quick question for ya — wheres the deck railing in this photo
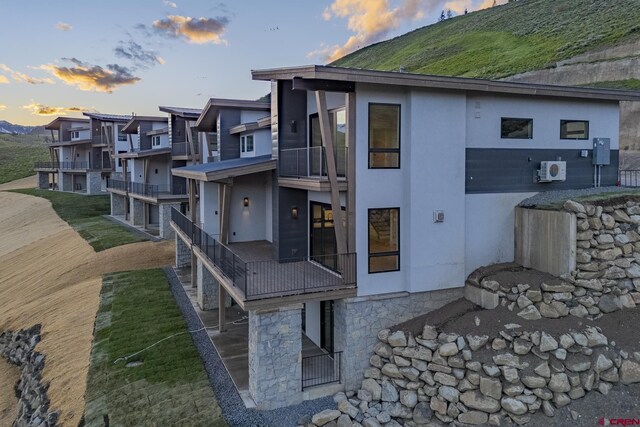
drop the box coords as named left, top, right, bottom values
left=302, top=352, right=342, bottom=390
left=619, top=170, right=640, bottom=187
left=171, top=208, right=356, bottom=300
left=34, top=161, right=59, bottom=169
left=171, top=142, right=199, bottom=157
left=107, top=179, right=187, bottom=197
left=279, top=146, right=347, bottom=179
left=34, top=161, right=90, bottom=170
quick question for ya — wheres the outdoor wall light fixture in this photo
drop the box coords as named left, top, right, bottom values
left=243, top=197, right=250, bottom=207
left=291, top=206, right=298, bottom=219
left=290, top=120, right=297, bottom=133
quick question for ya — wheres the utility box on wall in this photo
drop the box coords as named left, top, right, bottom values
left=593, top=138, right=611, bottom=165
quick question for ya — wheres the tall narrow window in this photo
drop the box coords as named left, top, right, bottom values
left=501, top=118, right=533, bottom=139
left=560, top=120, right=589, bottom=140
left=368, top=208, right=400, bottom=273
left=117, top=125, right=127, bottom=141
left=241, top=134, right=255, bottom=156
left=369, top=103, right=400, bottom=168
left=71, top=131, right=80, bottom=139
left=152, top=135, right=161, bottom=147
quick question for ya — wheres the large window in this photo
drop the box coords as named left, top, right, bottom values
left=368, top=208, right=400, bottom=273
left=241, top=134, right=254, bottom=155
left=309, top=108, right=347, bottom=176
left=501, top=118, right=533, bottom=139
left=369, top=104, right=400, bottom=168
left=71, top=131, right=80, bottom=140
left=560, top=120, right=589, bottom=140
left=117, top=125, right=127, bottom=142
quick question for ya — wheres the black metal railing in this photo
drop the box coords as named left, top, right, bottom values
left=171, top=142, right=200, bottom=157
left=302, top=352, right=342, bottom=390
left=34, top=161, right=90, bottom=170
left=171, top=208, right=356, bottom=300
left=34, top=161, right=58, bottom=169
left=108, top=179, right=187, bottom=197
left=279, top=146, right=347, bottom=179
left=619, top=170, right=640, bottom=187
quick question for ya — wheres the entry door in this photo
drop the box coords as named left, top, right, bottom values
left=320, top=300, right=334, bottom=353
left=310, top=202, right=337, bottom=269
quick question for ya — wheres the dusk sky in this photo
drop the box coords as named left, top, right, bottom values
left=0, top=0, right=504, bottom=125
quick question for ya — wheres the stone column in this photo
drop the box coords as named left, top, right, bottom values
left=37, top=172, right=49, bottom=189
left=197, top=258, right=218, bottom=310
left=130, top=198, right=144, bottom=226
left=86, top=171, right=103, bottom=195
left=175, top=235, right=191, bottom=268
left=249, top=304, right=303, bottom=410
left=159, top=202, right=181, bottom=239
left=110, top=194, right=125, bottom=216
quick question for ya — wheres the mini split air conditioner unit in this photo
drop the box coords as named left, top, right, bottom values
left=538, top=161, right=566, bottom=182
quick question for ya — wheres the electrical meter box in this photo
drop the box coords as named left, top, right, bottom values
left=593, top=138, right=610, bottom=165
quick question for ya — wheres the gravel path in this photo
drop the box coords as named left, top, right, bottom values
left=519, top=186, right=635, bottom=208
left=164, top=267, right=333, bottom=427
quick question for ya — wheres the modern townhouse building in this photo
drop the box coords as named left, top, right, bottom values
left=35, top=113, right=132, bottom=194
left=170, top=66, right=640, bottom=410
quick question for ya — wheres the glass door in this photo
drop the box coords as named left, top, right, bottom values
left=310, top=202, right=337, bottom=270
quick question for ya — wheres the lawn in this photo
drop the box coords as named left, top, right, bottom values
left=10, top=189, right=146, bottom=251
left=83, top=270, right=225, bottom=426
left=0, top=134, right=48, bottom=184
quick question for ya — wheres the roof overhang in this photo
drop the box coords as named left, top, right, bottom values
left=44, top=117, right=90, bottom=130
left=251, top=65, right=640, bottom=102
left=229, top=117, right=270, bottom=135
left=158, top=106, right=202, bottom=120
left=122, top=116, right=168, bottom=134
left=196, top=98, right=270, bottom=130
left=82, top=112, right=132, bottom=122
left=114, top=147, right=171, bottom=159
left=172, top=155, right=276, bottom=181
left=146, top=127, right=169, bottom=136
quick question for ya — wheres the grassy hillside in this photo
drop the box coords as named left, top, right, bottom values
left=333, top=0, right=640, bottom=79
left=0, top=134, right=48, bottom=184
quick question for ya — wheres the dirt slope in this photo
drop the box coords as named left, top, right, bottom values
left=0, top=190, right=174, bottom=426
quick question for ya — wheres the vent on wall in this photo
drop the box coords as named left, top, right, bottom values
left=538, top=161, right=566, bottom=182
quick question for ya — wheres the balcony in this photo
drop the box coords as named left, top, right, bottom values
left=171, top=208, right=357, bottom=307
left=171, top=142, right=199, bottom=158
left=278, top=146, right=347, bottom=191
left=34, top=161, right=91, bottom=171
left=107, top=179, right=188, bottom=199
left=34, top=162, right=58, bottom=171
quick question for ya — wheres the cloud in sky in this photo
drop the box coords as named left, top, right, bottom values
left=21, top=102, right=92, bottom=116
left=0, top=75, right=8, bottom=84
left=152, top=15, right=229, bottom=44
left=0, top=64, right=54, bottom=84
left=114, top=40, right=165, bottom=69
left=55, top=22, right=72, bottom=31
left=0, top=104, right=6, bottom=111
left=39, top=58, right=140, bottom=93
left=312, top=0, right=507, bottom=62
left=163, top=0, right=177, bottom=8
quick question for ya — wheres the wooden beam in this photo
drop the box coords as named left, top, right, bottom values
left=346, top=92, right=356, bottom=254
left=315, top=90, right=347, bottom=256
left=219, top=183, right=232, bottom=245
left=189, top=178, right=198, bottom=288
left=185, top=121, right=197, bottom=165
left=128, top=133, right=134, bottom=152
left=218, top=286, right=227, bottom=332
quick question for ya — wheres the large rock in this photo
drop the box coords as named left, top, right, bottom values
left=465, top=285, right=499, bottom=309
left=480, top=377, right=502, bottom=400
left=439, top=342, right=459, bottom=357
left=312, top=409, right=341, bottom=426
left=361, top=378, right=382, bottom=401
left=565, top=355, right=592, bottom=373
left=412, top=402, right=433, bottom=424
left=381, top=380, right=399, bottom=402
left=540, top=332, right=559, bottom=352
left=598, top=294, right=623, bottom=313
left=595, top=354, right=614, bottom=373
left=387, top=331, right=407, bottom=347
left=439, top=385, right=460, bottom=403
left=548, top=373, right=571, bottom=393
left=620, top=361, right=640, bottom=384
left=337, top=399, right=359, bottom=419
left=422, top=324, right=438, bottom=340
left=501, top=397, right=528, bottom=415
left=517, top=305, right=542, bottom=320
left=522, top=375, right=547, bottom=388
left=564, top=200, right=585, bottom=213
left=458, top=411, right=489, bottom=425
left=584, top=327, right=608, bottom=347
left=460, top=391, right=501, bottom=413
left=399, top=390, right=417, bottom=408
left=381, top=363, right=403, bottom=379
left=467, top=335, right=489, bottom=351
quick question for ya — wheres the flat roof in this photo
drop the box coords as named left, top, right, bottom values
left=172, top=155, right=275, bottom=181
left=251, top=65, right=640, bottom=102
left=83, top=112, right=132, bottom=122
left=44, top=117, right=89, bottom=130
left=122, top=115, right=168, bottom=134
left=196, top=98, right=270, bottom=130
left=158, top=106, right=202, bottom=119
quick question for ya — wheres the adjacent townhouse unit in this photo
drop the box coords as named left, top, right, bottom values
left=171, top=66, right=640, bottom=410
left=34, top=113, right=132, bottom=194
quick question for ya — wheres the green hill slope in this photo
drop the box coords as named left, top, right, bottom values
left=0, top=134, right=48, bottom=184
left=332, top=0, right=640, bottom=80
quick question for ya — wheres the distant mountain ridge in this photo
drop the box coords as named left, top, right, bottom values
left=0, top=120, right=45, bottom=135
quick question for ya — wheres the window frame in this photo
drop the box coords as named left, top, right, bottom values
left=117, top=125, right=127, bottom=142
left=151, top=135, right=161, bottom=148
left=560, top=119, right=589, bottom=140
left=368, top=207, right=400, bottom=274
left=500, top=117, right=534, bottom=140
left=241, top=134, right=255, bottom=155
left=368, top=103, right=401, bottom=169
left=71, top=131, right=80, bottom=140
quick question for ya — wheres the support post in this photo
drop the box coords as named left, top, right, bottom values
left=218, top=286, right=227, bottom=332
left=189, top=178, right=198, bottom=288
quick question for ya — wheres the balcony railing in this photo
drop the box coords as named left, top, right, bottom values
left=171, top=208, right=356, bottom=301
left=619, top=170, right=640, bottom=187
left=34, top=161, right=90, bottom=170
left=279, top=146, right=346, bottom=179
left=107, top=179, right=187, bottom=197
left=302, top=352, right=342, bottom=390
left=172, top=142, right=199, bottom=157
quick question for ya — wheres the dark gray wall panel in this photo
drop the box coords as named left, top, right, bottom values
left=277, top=80, right=307, bottom=152
left=271, top=172, right=279, bottom=259
left=219, top=109, right=241, bottom=161
left=171, top=116, right=186, bottom=144
left=466, top=148, right=619, bottom=194
left=139, top=122, right=153, bottom=150
left=278, top=187, right=308, bottom=260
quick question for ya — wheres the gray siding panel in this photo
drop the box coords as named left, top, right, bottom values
left=219, top=109, right=241, bottom=161
left=139, top=122, right=153, bottom=150
left=278, top=187, right=308, bottom=260
left=277, top=80, right=307, bottom=151
left=466, top=148, right=619, bottom=194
